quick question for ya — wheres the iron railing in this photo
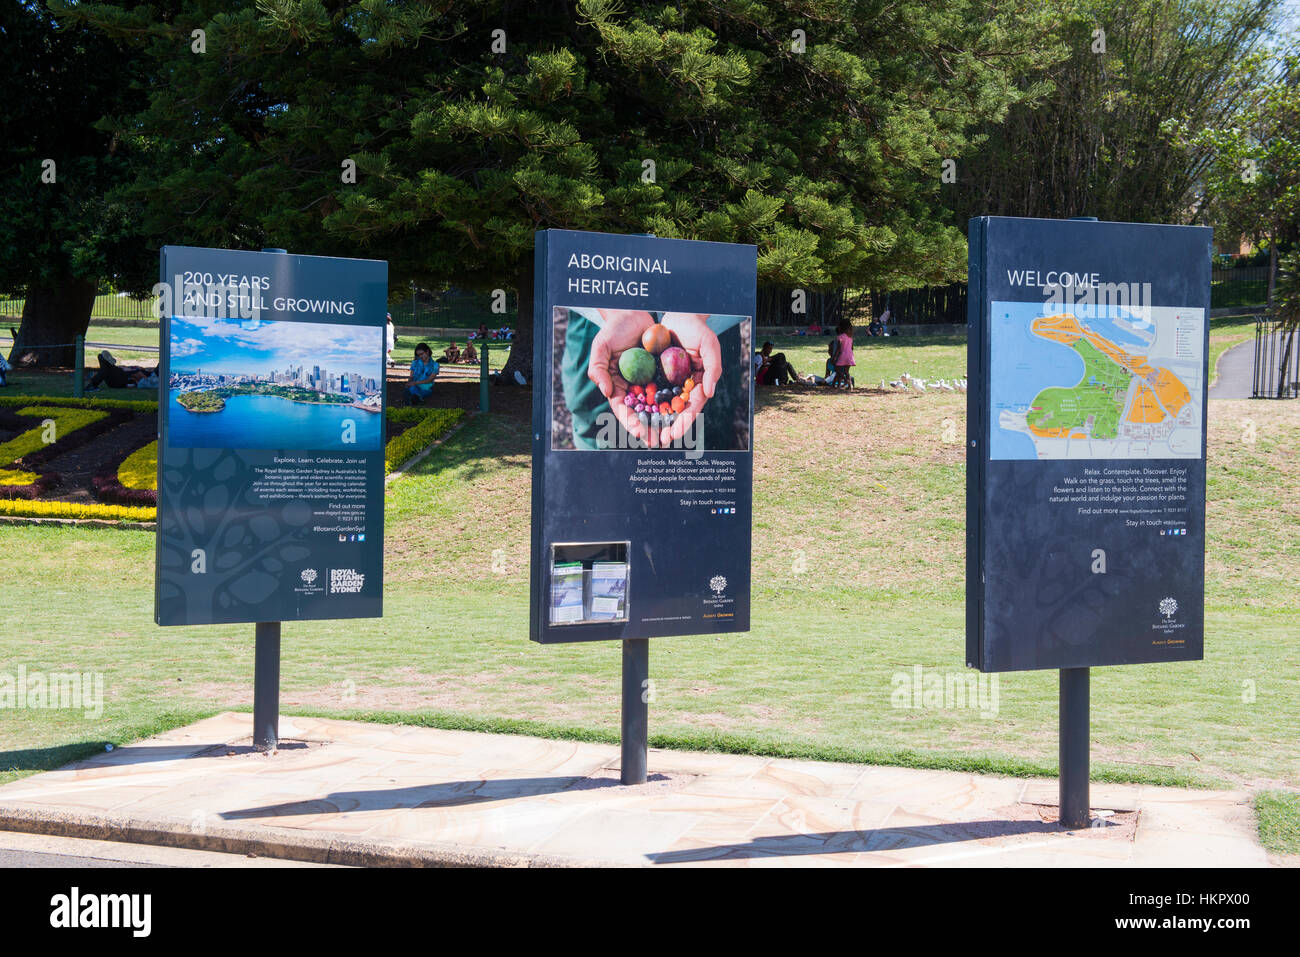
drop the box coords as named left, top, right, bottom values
left=1253, top=316, right=1299, bottom=399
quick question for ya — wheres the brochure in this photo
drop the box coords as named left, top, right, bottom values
left=549, top=562, right=585, bottom=624
left=588, top=561, right=628, bottom=620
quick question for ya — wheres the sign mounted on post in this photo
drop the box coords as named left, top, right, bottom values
left=155, top=246, right=388, bottom=627
left=529, top=230, right=756, bottom=643
left=967, top=216, right=1211, bottom=672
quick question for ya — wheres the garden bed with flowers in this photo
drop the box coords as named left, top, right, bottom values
left=0, top=395, right=463, bottom=523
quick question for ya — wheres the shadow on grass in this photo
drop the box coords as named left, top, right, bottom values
left=0, top=709, right=215, bottom=783
left=753, top=384, right=893, bottom=412
left=0, top=741, right=115, bottom=775
left=0, top=369, right=79, bottom=398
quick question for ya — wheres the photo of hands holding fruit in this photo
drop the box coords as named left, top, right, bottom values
left=553, top=307, right=751, bottom=452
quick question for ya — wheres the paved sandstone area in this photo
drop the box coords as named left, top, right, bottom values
left=0, top=713, right=1269, bottom=867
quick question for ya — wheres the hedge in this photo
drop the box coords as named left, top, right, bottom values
left=0, top=394, right=158, bottom=413
left=385, top=408, right=465, bottom=474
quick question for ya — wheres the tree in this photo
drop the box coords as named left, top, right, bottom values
left=1191, top=51, right=1300, bottom=306
left=951, top=0, right=1285, bottom=225
left=1269, top=249, right=1300, bottom=396
left=69, top=0, right=1062, bottom=380
left=0, top=0, right=150, bottom=367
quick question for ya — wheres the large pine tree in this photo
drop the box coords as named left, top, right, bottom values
left=0, top=0, right=151, bottom=366
left=65, top=0, right=1063, bottom=378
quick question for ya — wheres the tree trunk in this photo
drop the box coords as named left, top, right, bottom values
left=500, top=255, right=535, bottom=385
left=1267, top=228, right=1278, bottom=310
left=7, top=275, right=98, bottom=368
left=1277, top=329, right=1295, bottom=399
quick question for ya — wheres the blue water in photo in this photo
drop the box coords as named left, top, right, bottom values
left=1074, top=309, right=1152, bottom=350
left=989, top=301, right=1087, bottom=460
left=168, top=392, right=382, bottom=451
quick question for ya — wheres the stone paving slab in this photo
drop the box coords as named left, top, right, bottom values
left=0, top=712, right=1271, bottom=867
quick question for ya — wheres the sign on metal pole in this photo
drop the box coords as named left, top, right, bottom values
left=155, top=246, right=387, bottom=626
left=967, top=216, right=1210, bottom=825
left=529, top=229, right=756, bottom=782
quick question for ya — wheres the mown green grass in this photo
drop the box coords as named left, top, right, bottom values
left=1, top=332, right=1295, bottom=798
left=1255, top=790, right=1300, bottom=855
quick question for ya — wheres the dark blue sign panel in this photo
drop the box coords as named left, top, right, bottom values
left=155, top=246, right=388, bottom=626
left=967, top=217, right=1211, bottom=671
left=530, top=230, right=756, bottom=643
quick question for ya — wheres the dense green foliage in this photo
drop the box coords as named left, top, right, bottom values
left=1192, top=51, right=1299, bottom=303
left=953, top=0, right=1288, bottom=224
left=57, top=0, right=1065, bottom=374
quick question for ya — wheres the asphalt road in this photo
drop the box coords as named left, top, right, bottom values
left=1209, top=328, right=1295, bottom=400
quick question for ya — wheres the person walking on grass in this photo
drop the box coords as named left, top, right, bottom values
left=406, top=342, right=439, bottom=405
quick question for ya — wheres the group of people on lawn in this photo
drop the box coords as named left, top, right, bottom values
left=399, top=318, right=484, bottom=406
left=52, top=314, right=873, bottom=405
left=753, top=318, right=860, bottom=389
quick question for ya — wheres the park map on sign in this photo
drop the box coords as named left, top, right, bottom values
left=990, top=301, right=1204, bottom=460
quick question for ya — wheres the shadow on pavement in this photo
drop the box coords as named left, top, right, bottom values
left=646, top=818, right=1065, bottom=864
left=220, top=773, right=673, bottom=820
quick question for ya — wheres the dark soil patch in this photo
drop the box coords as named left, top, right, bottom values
left=42, top=413, right=156, bottom=503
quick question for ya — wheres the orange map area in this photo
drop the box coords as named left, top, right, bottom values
left=1029, top=314, right=1191, bottom=431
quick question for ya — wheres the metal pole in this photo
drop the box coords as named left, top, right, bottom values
left=1059, top=666, right=1090, bottom=828
left=479, top=340, right=490, bottom=412
left=73, top=334, right=84, bottom=398
left=620, top=638, right=649, bottom=785
left=253, top=621, right=281, bottom=752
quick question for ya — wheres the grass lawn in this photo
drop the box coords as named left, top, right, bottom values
left=1255, top=790, right=1300, bottom=856
left=2, top=332, right=1296, bottom=816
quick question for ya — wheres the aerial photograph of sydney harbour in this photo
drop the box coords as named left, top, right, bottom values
left=167, top=316, right=384, bottom=451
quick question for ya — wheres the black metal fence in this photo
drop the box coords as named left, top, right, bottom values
left=388, top=287, right=516, bottom=328
left=1253, top=316, right=1299, bottom=399
left=1212, top=265, right=1270, bottom=311
left=0, top=290, right=156, bottom=322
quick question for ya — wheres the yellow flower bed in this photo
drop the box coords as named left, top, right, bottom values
left=118, top=440, right=159, bottom=491
left=0, top=468, right=41, bottom=486
left=0, top=406, right=108, bottom=467
left=0, top=499, right=155, bottom=522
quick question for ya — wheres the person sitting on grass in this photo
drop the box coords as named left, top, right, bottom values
left=441, top=341, right=462, bottom=364
left=406, top=343, right=439, bottom=405
left=754, top=341, right=801, bottom=386
left=86, top=351, right=155, bottom=391
left=461, top=340, right=478, bottom=364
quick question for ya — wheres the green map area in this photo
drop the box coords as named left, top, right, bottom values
left=1024, top=338, right=1132, bottom=440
